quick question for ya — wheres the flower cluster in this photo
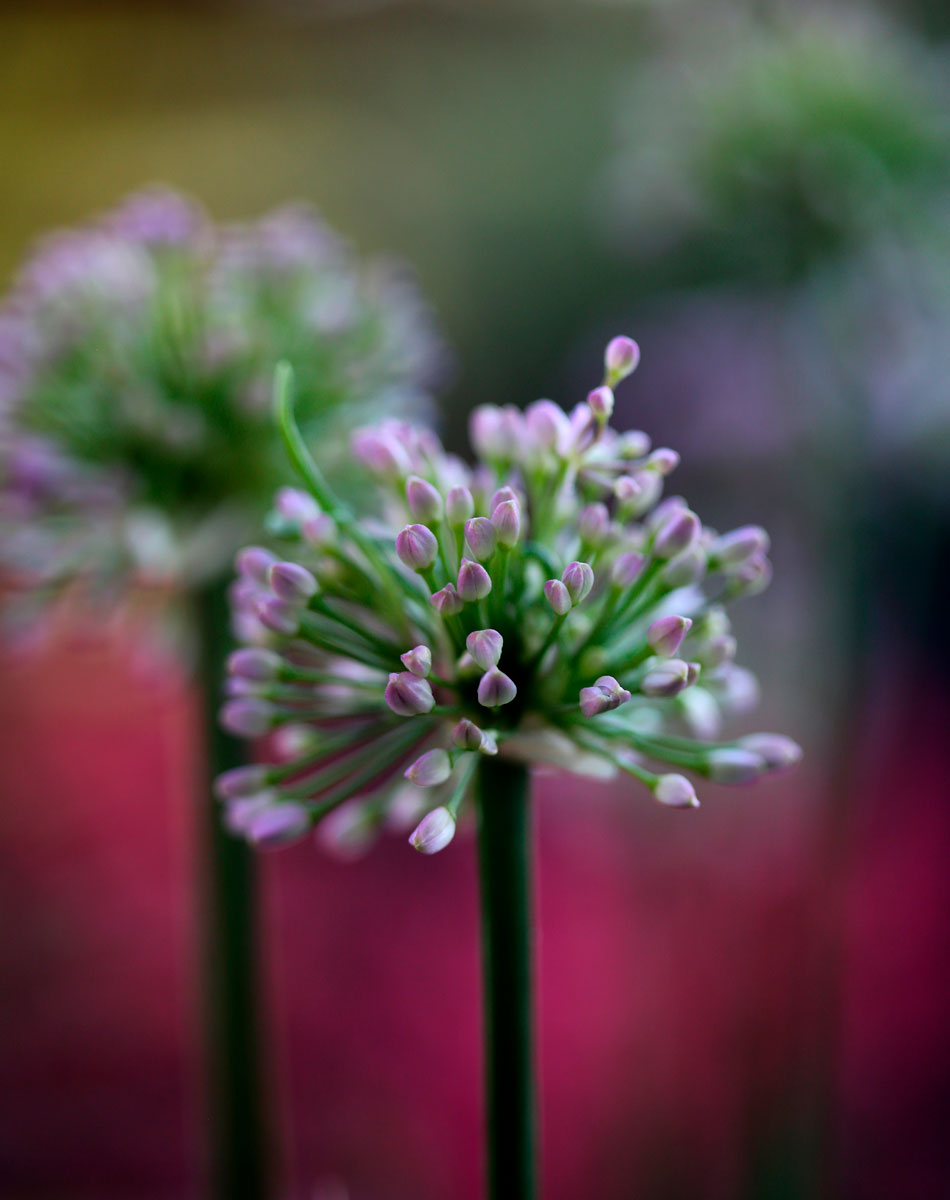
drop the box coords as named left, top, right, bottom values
left=0, top=188, right=445, bottom=624
left=217, top=340, right=800, bottom=854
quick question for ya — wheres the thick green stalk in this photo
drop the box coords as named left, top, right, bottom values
left=476, top=759, right=536, bottom=1200
left=194, top=580, right=271, bottom=1200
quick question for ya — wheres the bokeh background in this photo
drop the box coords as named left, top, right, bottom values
left=2, top=1, right=949, bottom=1197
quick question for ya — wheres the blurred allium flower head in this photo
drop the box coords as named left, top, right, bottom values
left=0, top=187, right=447, bottom=627
left=599, top=11, right=950, bottom=283
left=217, top=339, right=800, bottom=854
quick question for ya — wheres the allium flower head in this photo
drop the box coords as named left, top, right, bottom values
left=0, top=188, right=446, bottom=632
left=218, top=346, right=800, bottom=852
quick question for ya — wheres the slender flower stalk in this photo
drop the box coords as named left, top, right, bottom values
left=218, top=342, right=801, bottom=1199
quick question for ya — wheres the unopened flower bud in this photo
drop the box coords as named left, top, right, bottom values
left=604, top=335, right=641, bottom=385
left=466, top=628, right=503, bottom=670
left=214, top=764, right=272, bottom=799
left=646, top=615, right=692, bottom=657
left=579, top=503, right=610, bottom=546
left=653, top=509, right=701, bottom=559
left=641, top=659, right=691, bottom=698
left=697, top=634, right=737, bottom=669
left=269, top=561, right=318, bottom=603
left=711, top=525, right=770, bottom=568
left=385, top=671, right=435, bottom=716
left=256, top=596, right=301, bottom=637
left=587, top=386, right=614, bottom=421
left=561, top=561, right=595, bottom=604
left=470, top=406, right=515, bottom=460
left=544, top=579, right=573, bottom=615
left=704, top=747, right=765, bottom=784
left=446, top=485, right=475, bottom=528
left=477, top=666, right=517, bottom=708
left=405, top=748, right=452, bottom=787
left=735, top=733, right=802, bottom=774
left=614, top=475, right=642, bottom=505
left=525, top=399, right=570, bottom=452
left=646, top=448, right=680, bottom=476
left=464, top=517, right=498, bottom=562
left=302, top=513, right=336, bottom=547
left=611, top=550, right=646, bottom=587
left=396, top=523, right=438, bottom=571
left=685, top=661, right=701, bottom=686
left=227, top=647, right=283, bottom=681
left=400, top=645, right=432, bottom=677
left=453, top=717, right=486, bottom=752
left=491, top=499, right=522, bottom=547
left=220, top=698, right=276, bottom=738
left=236, top=545, right=278, bottom=585
left=275, top=487, right=320, bottom=525
left=409, top=806, right=457, bottom=854
left=406, top=475, right=444, bottom=523
left=246, top=802, right=311, bottom=848
left=490, top=486, right=519, bottom=510
left=732, top=552, right=772, bottom=596
left=430, top=583, right=464, bottom=616
left=653, top=773, right=699, bottom=809
left=579, top=674, right=631, bottom=718
left=352, top=427, right=410, bottom=478
left=457, top=557, right=492, bottom=602
left=661, top=547, right=707, bottom=587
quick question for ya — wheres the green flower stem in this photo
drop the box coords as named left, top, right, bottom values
left=195, top=580, right=272, bottom=1200
left=476, top=758, right=536, bottom=1200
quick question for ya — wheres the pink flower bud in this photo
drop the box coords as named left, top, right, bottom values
left=430, top=583, right=464, bottom=616
left=227, top=647, right=283, bottom=681
left=654, top=774, right=699, bottom=809
left=453, top=717, right=487, bottom=752
left=587, top=386, right=614, bottom=421
left=646, top=448, right=680, bottom=475
left=614, top=475, right=642, bottom=504
left=385, top=671, right=435, bottom=716
left=579, top=503, right=610, bottom=546
left=704, top=747, right=765, bottom=785
left=490, top=485, right=519, bottom=510
left=579, top=675, right=631, bottom=717
left=640, top=659, right=691, bottom=698
left=544, top=579, right=572, bottom=615
left=351, top=427, right=411, bottom=478
left=732, top=552, right=772, bottom=596
left=457, top=557, right=492, bottom=602
left=604, top=335, right=640, bottom=384
left=400, top=644, right=432, bottom=677
left=611, top=550, right=646, bottom=587
left=661, top=547, right=707, bottom=587
left=561, top=561, right=594, bottom=604
left=406, top=475, right=444, bottom=523
left=470, top=406, right=513, bottom=460
left=735, top=733, right=802, bottom=774
left=269, top=561, right=318, bottom=603
left=255, top=596, right=301, bottom=637
left=395, top=523, right=439, bottom=571
left=409, top=806, right=457, bottom=854
left=405, top=748, right=452, bottom=787
left=653, top=509, right=701, bottom=560
left=446, top=485, right=475, bottom=528
left=712, top=525, right=770, bottom=568
left=246, top=802, right=311, bottom=848
left=220, top=698, right=276, bottom=738
left=214, top=764, right=272, bottom=799
left=302, top=513, right=336, bottom=547
left=491, top=498, right=521, bottom=548
left=477, top=666, right=517, bottom=708
left=525, top=399, right=570, bottom=452
left=464, top=517, right=498, bottom=562
left=236, top=545, right=278, bottom=585
left=466, top=628, right=503, bottom=670
left=646, top=615, right=692, bottom=657
left=697, top=634, right=737, bottom=669
left=275, top=487, right=320, bottom=525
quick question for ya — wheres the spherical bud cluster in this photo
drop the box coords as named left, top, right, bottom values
left=216, top=338, right=798, bottom=853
